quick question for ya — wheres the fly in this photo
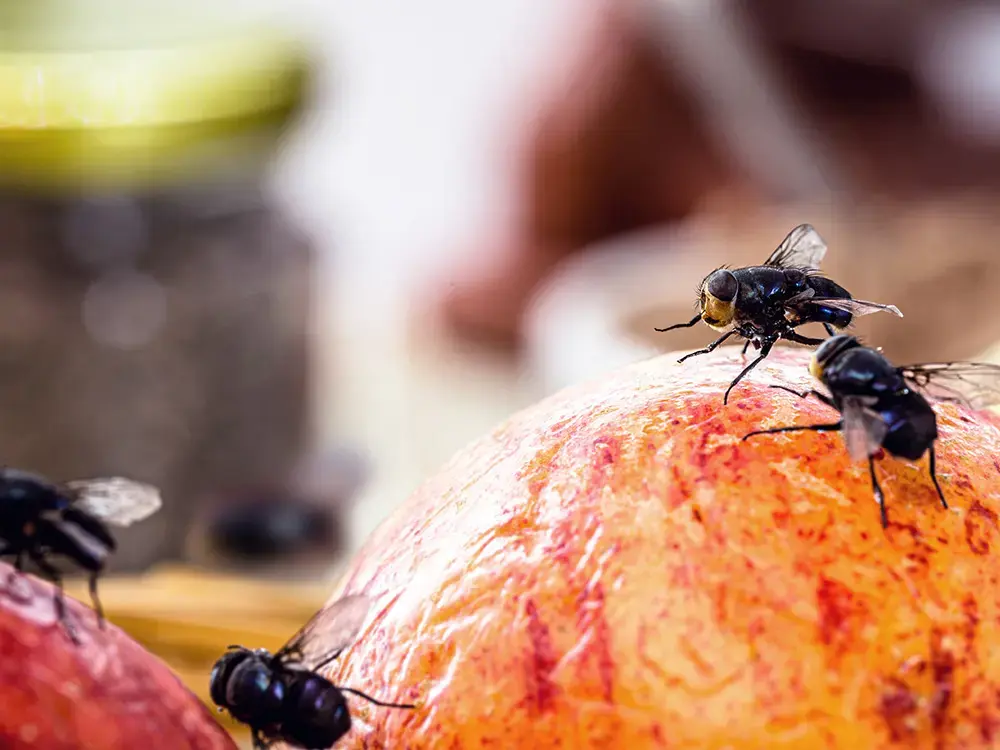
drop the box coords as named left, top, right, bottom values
left=742, top=334, right=1000, bottom=527
left=656, top=224, right=902, bottom=404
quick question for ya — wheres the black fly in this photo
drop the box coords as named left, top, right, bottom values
left=211, top=593, right=415, bottom=749
left=742, top=335, right=1000, bottom=527
left=656, top=224, right=903, bottom=404
left=0, top=468, right=162, bottom=642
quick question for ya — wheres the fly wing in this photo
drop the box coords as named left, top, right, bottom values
left=64, top=477, right=162, bottom=527
left=841, top=395, right=887, bottom=463
left=763, top=224, right=828, bottom=271
left=274, top=593, right=371, bottom=671
left=900, top=362, right=1000, bottom=410
left=784, top=288, right=816, bottom=306
left=795, top=296, right=903, bottom=319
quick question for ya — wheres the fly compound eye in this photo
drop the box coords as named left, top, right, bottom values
left=812, top=334, right=860, bottom=378
left=705, top=269, right=738, bottom=303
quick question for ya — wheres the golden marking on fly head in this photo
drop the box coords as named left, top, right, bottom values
left=702, top=294, right=735, bottom=330
left=809, top=356, right=823, bottom=381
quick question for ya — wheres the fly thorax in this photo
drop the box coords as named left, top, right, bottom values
left=782, top=268, right=808, bottom=288
left=227, top=658, right=286, bottom=719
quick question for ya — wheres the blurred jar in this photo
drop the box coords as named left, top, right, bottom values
left=0, top=2, right=318, bottom=571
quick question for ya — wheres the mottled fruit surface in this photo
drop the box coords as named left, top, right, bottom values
left=321, top=347, right=1000, bottom=749
left=0, top=565, right=237, bottom=750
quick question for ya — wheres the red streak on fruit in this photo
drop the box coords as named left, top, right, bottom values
left=317, top=347, right=1000, bottom=748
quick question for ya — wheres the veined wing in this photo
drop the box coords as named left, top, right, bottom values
left=900, top=362, right=1000, bottom=410
left=794, top=296, right=903, bottom=319
left=274, top=593, right=371, bottom=672
left=764, top=224, right=828, bottom=271
left=841, top=395, right=887, bottom=462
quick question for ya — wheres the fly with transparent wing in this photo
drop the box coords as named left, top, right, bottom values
left=210, top=592, right=415, bottom=750
left=742, top=335, right=999, bottom=528
left=0, top=469, right=163, bottom=643
left=655, top=224, right=903, bottom=405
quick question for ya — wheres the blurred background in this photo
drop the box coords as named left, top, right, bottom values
left=3, top=0, right=1000, bottom=743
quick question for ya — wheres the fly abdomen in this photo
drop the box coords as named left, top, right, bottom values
left=805, top=276, right=851, bottom=300
left=804, top=276, right=853, bottom=329
left=806, top=303, right=852, bottom=329
left=880, top=401, right=938, bottom=462
left=284, top=674, right=352, bottom=748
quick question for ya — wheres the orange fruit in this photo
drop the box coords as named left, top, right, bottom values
left=323, top=347, right=1000, bottom=749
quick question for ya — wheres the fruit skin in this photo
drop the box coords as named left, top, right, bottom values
left=0, top=566, right=237, bottom=750
left=319, top=346, right=1000, bottom=749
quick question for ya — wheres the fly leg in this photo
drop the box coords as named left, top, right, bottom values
left=824, top=323, right=837, bottom=337
left=677, top=329, right=739, bottom=364
left=870, top=456, right=889, bottom=528
left=89, top=572, right=106, bottom=629
left=723, top=339, right=775, bottom=405
left=928, top=445, right=948, bottom=510
left=251, top=730, right=272, bottom=750
left=6, top=549, right=27, bottom=589
left=340, top=686, right=417, bottom=709
left=28, top=550, right=79, bottom=644
left=783, top=330, right=825, bottom=346
left=742, top=421, right=843, bottom=441
left=655, top=314, right=700, bottom=332
left=741, top=340, right=751, bottom=362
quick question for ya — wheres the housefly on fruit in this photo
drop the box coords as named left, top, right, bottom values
left=742, top=334, right=1000, bottom=527
left=0, top=469, right=162, bottom=642
left=656, top=224, right=903, bottom=404
left=210, top=593, right=415, bottom=749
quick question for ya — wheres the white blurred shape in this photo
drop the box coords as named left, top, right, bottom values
left=273, top=0, right=581, bottom=331
left=919, top=4, right=1000, bottom=144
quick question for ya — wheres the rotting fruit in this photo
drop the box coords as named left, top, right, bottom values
left=318, top=346, right=1000, bottom=749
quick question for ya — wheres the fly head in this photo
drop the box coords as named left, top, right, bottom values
left=210, top=648, right=251, bottom=708
left=222, top=651, right=287, bottom=725
left=700, top=269, right=738, bottom=330
left=812, top=334, right=862, bottom=382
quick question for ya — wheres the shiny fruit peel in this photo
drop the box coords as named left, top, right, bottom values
left=318, top=346, right=1000, bottom=749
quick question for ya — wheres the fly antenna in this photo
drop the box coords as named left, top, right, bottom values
left=340, top=686, right=415, bottom=709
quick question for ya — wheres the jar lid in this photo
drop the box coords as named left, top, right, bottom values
left=0, top=1, right=314, bottom=190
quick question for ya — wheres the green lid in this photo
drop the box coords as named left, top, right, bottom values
left=0, top=0, right=314, bottom=190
